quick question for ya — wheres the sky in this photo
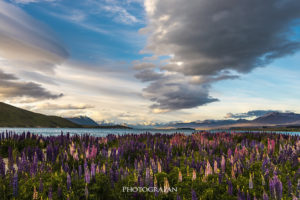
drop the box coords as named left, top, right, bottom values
left=0, top=0, right=300, bottom=125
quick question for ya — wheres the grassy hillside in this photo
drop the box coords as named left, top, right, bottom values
left=0, top=102, right=81, bottom=128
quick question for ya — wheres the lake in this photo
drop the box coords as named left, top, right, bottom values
left=0, top=127, right=299, bottom=136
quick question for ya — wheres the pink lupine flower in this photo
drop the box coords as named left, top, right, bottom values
left=205, top=160, right=212, bottom=177
left=178, top=170, right=182, bottom=182
left=230, top=155, right=234, bottom=165
left=69, top=142, right=75, bottom=155
left=192, top=169, right=196, bottom=181
left=157, top=162, right=162, bottom=173
left=85, top=148, right=90, bottom=159
left=221, top=155, right=226, bottom=173
left=164, top=177, right=170, bottom=193
left=267, top=139, right=276, bottom=154
left=231, top=165, right=235, bottom=179
left=170, top=134, right=187, bottom=147
left=73, top=150, right=78, bottom=161
left=98, top=137, right=107, bottom=145
left=90, top=145, right=97, bottom=159
left=214, top=160, right=219, bottom=173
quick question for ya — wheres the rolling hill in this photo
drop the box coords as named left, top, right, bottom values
left=0, top=102, right=81, bottom=128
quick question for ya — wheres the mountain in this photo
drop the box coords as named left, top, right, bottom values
left=66, top=116, right=99, bottom=126
left=163, top=112, right=300, bottom=130
left=0, top=102, right=81, bottom=128
left=252, top=112, right=300, bottom=124
left=164, top=119, right=249, bottom=129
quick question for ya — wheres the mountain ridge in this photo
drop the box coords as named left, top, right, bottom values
left=66, top=116, right=99, bottom=126
left=0, top=102, right=81, bottom=128
left=161, top=111, right=300, bottom=129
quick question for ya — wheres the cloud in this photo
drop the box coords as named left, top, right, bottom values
left=13, top=0, right=55, bottom=4
left=34, top=103, right=95, bottom=110
left=0, top=69, right=18, bottom=80
left=0, top=70, right=63, bottom=100
left=102, top=4, right=140, bottom=24
left=134, top=69, right=163, bottom=82
left=133, top=62, right=156, bottom=70
left=20, top=71, right=59, bottom=85
left=225, top=110, right=279, bottom=119
left=86, top=0, right=143, bottom=25
left=189, top=72, right=239, bottom=85
left=138, top=72, right=218, bottom=111
left=142, top=0, right=300, bottom=75
left=135, top=68, right=237, bottom=111
left=0, top=1, right=68, bottom=73
left=136, top=0, right=300, bottom=111
left=117, top=112, right=137, bottom=119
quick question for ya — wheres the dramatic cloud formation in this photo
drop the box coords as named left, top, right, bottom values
left=135, top=70, right=218, bottom=111
left=0, top=70, right=63, bottom=100
left=137, top=0, right=300, bottom=111
left=226, top=110, right=279, bottom=119
left=144, top=79, right=218, bottom=111
left=0, top=0, right=68, bottom=73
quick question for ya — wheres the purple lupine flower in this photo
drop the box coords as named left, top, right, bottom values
left=247, top=192, right=250, bottom=200
left=12, top=173, right=18, bottom=197
left=85, top=168, right=90, bottom=184
left=30, top=153, right=38, bottom=176
left=218, top=172, right=222, bottom=184
left=191, top=189, right=197, bottom=200
left=57, top=186, right=62, bottom=198
left=227, top=148, right=232, bottom=158
left=139, top=176, right=144, bottom=187
left=269, top=178, right=275, bottom=198
left=67, top=173, right=71, bottom=190
left=145, top=168, right=150, bottom=184
left=297, top=179, right=300, bottom=198
left=176, top=195, right=181, bottom=200
left=228, top=180, right=233, bottom=195
left=275, top=177, right=282, bottom=200
left=78, top=165, right=82, bottom=178
left=91, top=162, right=96, bottom=179
left=287, top=177, right=292, bottom=197
left=48, top=187, right=53, bottom=200
left=84, top=159, right=88, bottom=170
left=263, top=191, right=269, bottom=200
left=39, top=178, right=43, bottom=193
left=0, top=156, right=5, bottom=177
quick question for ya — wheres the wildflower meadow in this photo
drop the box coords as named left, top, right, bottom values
left=0, top=131, right=299, bottom=200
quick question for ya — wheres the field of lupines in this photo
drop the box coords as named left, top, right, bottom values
left=0, top=131, right=299, bottom=200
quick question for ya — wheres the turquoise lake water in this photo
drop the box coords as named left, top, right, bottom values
left=0, top=127, right=299, bottom=136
